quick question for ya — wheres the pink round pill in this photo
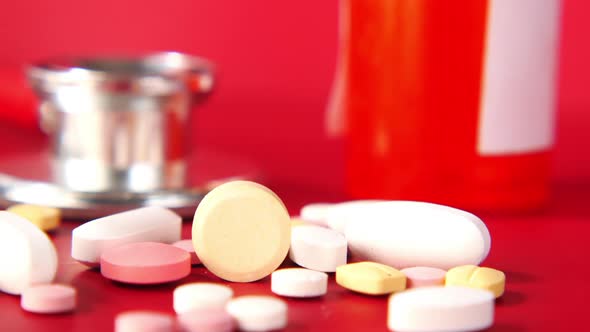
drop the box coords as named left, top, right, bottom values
left=21, top=284, right=77, bottom=314
left=173, top=240, right=201, bottom=265
left=101, top=242, right=191, bottom=284
left=115, top=311, right=175, bottom=332
left=400, top=266, right=447, bottom=288
left=178, top=308, right=235, bottom=332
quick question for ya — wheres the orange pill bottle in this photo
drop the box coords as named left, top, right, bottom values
left=341, top=0, right=561, bottom=211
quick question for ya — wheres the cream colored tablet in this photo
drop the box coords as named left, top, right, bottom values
left=336, top=262, right=406, bottom=295
left=71, top=207, right=182, bottom=265
left=0, top=211, right=58, bottom=295
left=192, top=181, right=291, bottom=282
left=445, top=265, right=506, bottom=298
left=7, top=204, right=61, bottom=232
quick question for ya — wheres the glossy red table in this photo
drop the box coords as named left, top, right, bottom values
left=0, top=182, right=587, bottom=331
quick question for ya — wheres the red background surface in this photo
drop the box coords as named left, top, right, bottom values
left=0, top=0, right=589, bottom=190
left=0, top=1, right=588, bottom=331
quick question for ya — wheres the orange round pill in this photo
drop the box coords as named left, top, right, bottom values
left=100, top=242, right=191, bottom=284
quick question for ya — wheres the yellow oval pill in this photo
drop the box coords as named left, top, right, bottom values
left=336, top=261, right=406, bottom=295
left=445, top=265, right=505, bottom=298
left=7, top=204, right=61, bottom=232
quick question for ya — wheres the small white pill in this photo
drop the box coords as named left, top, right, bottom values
left=289, top=225, right=347, bottom=272
left=21, top=284, right=76, bottom=314
left=226, top=296, right=287, bottom=332
left=0, top=211, right=58, bottom=295
left=324, top=200, right=383, bottom=233
left=271, top=268, right=328, bottom=298
left=388, top=286, right=494, bottom=332
left=173, top=283, right=234, bottom=314
left=71, top=207, right=182, bottom=265
left=115, top=311, right=175, bottom=332
left=299, top=203, right=334, bottom=226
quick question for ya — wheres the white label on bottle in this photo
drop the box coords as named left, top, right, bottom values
left=477, top=0, right=561, bottom=155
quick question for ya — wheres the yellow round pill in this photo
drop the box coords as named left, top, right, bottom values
left=192, top=181, right=291, bottom=282
left=6, top=204, right=61, bottom=232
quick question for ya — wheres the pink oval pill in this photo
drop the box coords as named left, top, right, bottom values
left=173, top=240, right=201, bottom=265
left=401, top=266, right=447, bottom=288
left=101, top=242, right=191, bottom=284
left=115, top=311, right=175, bottom=332
left=178, top=308, right=235, bottom=332
left=21, top=284, right=77, bottom=314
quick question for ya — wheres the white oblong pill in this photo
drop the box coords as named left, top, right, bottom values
left=388, top=286, right=494, bottom=332
left=71, top=207, right=182, bottom=265
left=289, top=225, right=347, bottom=272
left=173, top=282, right=234, bottom=314
left=299, top=203, right=334, bottom=226
left=226, top=296, right=287, bottom=332
left=324, top=200, right=383, bottom=233
left=271, top=268, right=328, bottom=298
left=344, top=201, right=490, bottom=270
left=0, top=211, right=58, bottom=295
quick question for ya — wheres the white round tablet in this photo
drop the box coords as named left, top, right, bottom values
left=115, top=311, right=175, bottom=332
left=289, top=225, right=347, bottom=272
left=0, top=211, right=58, bottom=295
left=345, top=201, right=491, bottom=270
left=299, top=203, right=334, bottom=226
left=21, top=284, right=77, bottom=314
left=192, top=181, right=291, bottom=282
left=226, top=296, right=288, bottom=332
left=173, top=282, right=234, bottom=314
left=271, top=268, right=328, bottom=298
left=388, top=286, right=494, bottom=332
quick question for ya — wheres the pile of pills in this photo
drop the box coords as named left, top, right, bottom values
left=0, top=181, right=506, bottom=331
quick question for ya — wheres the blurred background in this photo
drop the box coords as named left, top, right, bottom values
left=0, top=0, right=588, bottom=198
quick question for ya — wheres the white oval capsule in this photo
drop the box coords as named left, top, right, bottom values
left=71, top=207, right=182, bottom=265
left=344, top=201, right=490, bottom=270
left=388, top=286, right=495, bottom=332
left=0, top=211, right=58, bottom=295
left=324, top=200, right=383, bottom=233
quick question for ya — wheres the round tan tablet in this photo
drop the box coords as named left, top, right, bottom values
left=192, top=181, right=291, bottom=282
